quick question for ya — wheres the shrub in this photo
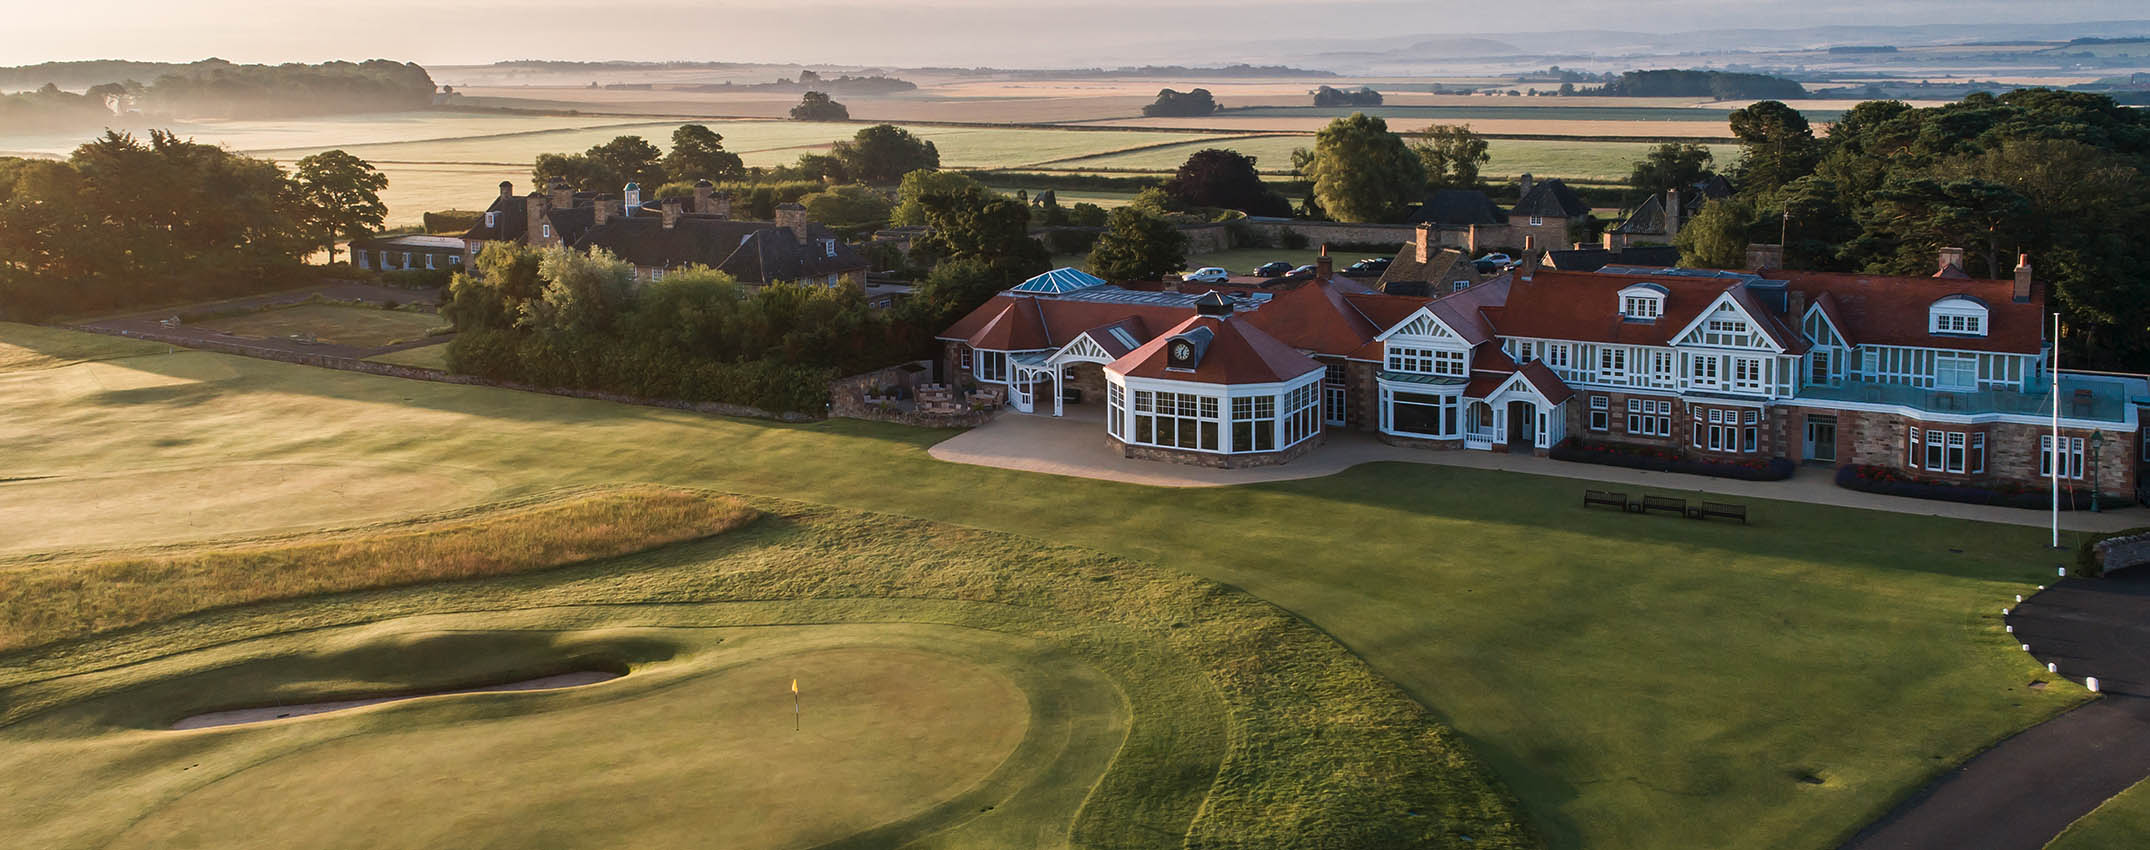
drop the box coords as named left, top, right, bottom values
left=1044, top=228, right=1101, bottom=255
left=1550, top=438, right=1795, bottom=481
left=1832, top=464, right=2133, bottom=511
left=1278, top=228, right=1309, bottom=250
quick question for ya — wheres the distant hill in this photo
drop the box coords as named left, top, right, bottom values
left=1594, top=69, right=1806, bottom=100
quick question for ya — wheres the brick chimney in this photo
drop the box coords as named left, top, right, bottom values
left=693, top=179, right=714, bottom=215
left=1745, top=243, right=1783, bottom=271
left=775, top=202, right=808, bottom=242
left=1663, top=187, right=1681, bottom=239
left=1315, top=244, right=1333, bottom=281
left=548, top=178, right=573, bottom=211
left=661, top=198, right=682, bottom=230
left=525, top=192, right=549, bottom=246
left=1937, top=246, right=1965, bottom=274
left=710, top=190, right=732, bottom=220
left=498, top=180, right=513, bottom=199
left=1518, top=173, right=1534, bottom=200
left=1786, top=288, right=1806, bottom=323
left=1520, top=235, right=1538, bottom=282
left=1601, top=229, right=1620, bottom=250
left=2014, top=253, right=2033, bottom=303
left=1414, top=223, right=1434, bottom=264
left=593, top=194, right=618, bottom=226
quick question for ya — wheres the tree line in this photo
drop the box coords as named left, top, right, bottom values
left=0, top=59, right=435, bottom=132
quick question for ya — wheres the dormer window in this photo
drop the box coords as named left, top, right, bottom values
left=1618, top=283, right=1667, bottom=321
left=1929, top=295, right=1988, bottom=337
left=484, top=210, right=499, bottom=229
left=821, top=238, right=837, bottom=258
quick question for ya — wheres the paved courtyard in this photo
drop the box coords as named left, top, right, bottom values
left=929, top=410, right=2148, bottom=533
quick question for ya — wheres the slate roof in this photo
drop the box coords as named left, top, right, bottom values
left=1108, top=314, right=1323, bottom=385
left=1407, top=189, right=1506, bottom=226
left=574, top=216, right=867, bottom=284
left=1609, top=193, right=1671, bottom=235
left=462, top=192, right=528, bottom=243
left=1377, top=245, right=1465, bottom=290
left=1510, top=179, right=1589, bottom=219
left=718, top=224, right=870, bottom=283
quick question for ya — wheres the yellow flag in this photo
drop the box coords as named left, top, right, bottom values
left=790, top=678, right=798, bottom=695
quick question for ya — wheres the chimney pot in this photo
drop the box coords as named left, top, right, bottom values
left=1663, top=187, right=1681, bottom=239
left=1315, top=245, right=1334, bottom=281
left=1415, top=223, right=1433, bottom=264
left=549, top=179, right=573, bottom=211
left=1937, top=246, right=1965, bottom=273
left=1518, top=173, right=1534, bottom=199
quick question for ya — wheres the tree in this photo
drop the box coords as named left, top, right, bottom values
left=1411, top=124, right=1490, bottom=191
left=585, top=135, right=667, bottom=189
left=664, top=124, right=744, bottom=182
left=1141, top=88, right=1219, bottom=117
left=790, top=91, right=849, bottom=121
left=1304, top=113, right=1426, bottom=223
left=890, top=169, right=986, bottom=226
left=831, top=124, right=940, bottom=185
left=532, top=152, right=610, bottom=192
left=1674, top=197, right=1756, bottom=269
left=792, top=152, right=849, bottom=183
left=1313, top=86, right=1382, bottom=107
left=291, top=149, right=387, bottom=263
left=1161, top=148, right=1292, bottom=216
left=1626, top=143, right=1714, bottom=194
left=799, top=184, right=893, bottom=235
left=1726, top=100, right=1819, bottom=196
left=1086, top=207, right=1188, bottom=282
left=1065, top=202, right=1109, bottom=227
left=1858, top=176, right=2033, bottom=278
left=443, top=241, right=544, bottom=331
left=517, top=246, right=637, bottom=337
left=907, top=187, right=1050, bottom=279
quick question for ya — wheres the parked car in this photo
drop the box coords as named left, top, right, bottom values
left=1282, top=264, right=1319, bottom=280
left=1342, top=257, right=1392, bottom=277
left=1472, top=252, right=1513, bottom=266
left=1180, top=267, right=1230, bottom=283
left=1253, top=261, right=1293, bottom=278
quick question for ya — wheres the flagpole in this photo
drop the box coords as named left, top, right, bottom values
left=792, top=678, right=800, bottom=732
left=2051, top=311, right=2060, bottom=549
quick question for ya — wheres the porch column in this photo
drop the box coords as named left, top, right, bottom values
left=1053, top=369, right=1064, bottom=417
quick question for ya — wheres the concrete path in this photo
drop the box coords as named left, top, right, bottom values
left=929, top=411, right=2149, bottom=532
left=1839, top=569, right=2150, bottom=850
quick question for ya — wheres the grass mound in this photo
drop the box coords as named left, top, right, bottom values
left=0, top=486, right=756, bottom=653
left=0, top=499, right=1538, bottom=850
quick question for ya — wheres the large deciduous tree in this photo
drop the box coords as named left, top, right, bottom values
left=907, top=187, right=1050, bottom=280
left=664, top=124, right=745, bottom=182
left=1304, top=113, right=1426, bottom=223
left=1673, top=198, right=1756, bottom=269
left=1410, top=124, right=1490, bottom=191
left=1626, top=142, right=1713, bottom=194
left=1161, top=148, right=1292, bottom=216
left=790, top=91, right=850, bottom=121
left=890, top=169, right=986, bottom=226
left=799, top=184, right=894, bottom=235
left=832, top=124, right=940, bottom=185
left=291, top=149, right=387, bottom=263
left=1086, top=207, right=1188, bottom=282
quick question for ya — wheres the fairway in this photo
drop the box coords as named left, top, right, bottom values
left=191, top=303, right=445, bottom=348
left=0, top=323, right=2091, bottom=849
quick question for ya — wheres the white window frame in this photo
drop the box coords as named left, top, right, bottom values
left=1107, top=382, right=1125, bottom=439
left=1626, top=398, right=1671, bottom=436
left=1135, top=390, right=1221, bottom=452
left=1229, top=394, right=1276, bottom=452
left=1588, top=395, right=1609, bottom=431
left=2041, top=435, right=2085, bottom=480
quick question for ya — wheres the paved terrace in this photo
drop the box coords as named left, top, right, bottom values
left=929, top=410, right=2148, bottom=533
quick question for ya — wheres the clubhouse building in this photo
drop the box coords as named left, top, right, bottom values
left=937, top=251, right=2149, bottom=497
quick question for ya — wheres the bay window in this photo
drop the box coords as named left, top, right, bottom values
left=1392, top=392, right=1460, bottom=438
left=1133, top=390, right=1219, bottom=451
left=1231, top=395, right=1277, bottom=452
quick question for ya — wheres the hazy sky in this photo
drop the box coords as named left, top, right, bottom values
left=8, top=1, right=2147, bottom=68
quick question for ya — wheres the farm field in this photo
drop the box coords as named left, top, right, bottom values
left=1045, top=135, right=1706, bottom=183
left=190, top=303, right=445, bottom=349
left=0, top=322, right=2096, bottom=850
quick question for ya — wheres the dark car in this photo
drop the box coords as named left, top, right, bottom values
left=1342, top=257, right=1392, bottom=277
left=1253, top=261, right=1293, bottom=278
left=1282, top=264, right=1319, bottom=280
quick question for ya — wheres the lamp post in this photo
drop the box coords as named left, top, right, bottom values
left=2091, top=430, right=2104, bottom=513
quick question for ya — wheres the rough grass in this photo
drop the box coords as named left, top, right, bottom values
left=0, top=486, right=756, bottom=653
left=364, top=341, right=451, bottom=369
left=0, top=500, right=1537, bottom=850
left=189, top=302, right=448, bottom=348
left=0, top=324, right=168, bottom=372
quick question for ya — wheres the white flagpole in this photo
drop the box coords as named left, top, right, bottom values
left=2051, top=312, right=2060, bottom=549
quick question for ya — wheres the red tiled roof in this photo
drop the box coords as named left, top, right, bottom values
left=1773, top=271, right=2043, bottom=354
left=1245, top=280, right=1385, bottom=357
left=1518, top=360, right=1576, bottom=405
left=1462, top=374, right=1507, bottom=399
left=1345, top=292, right=1432, bottom=332
left=1109, top=314, right=1322, bottom=385
left=1072, top=317, right=1151, bottom=358
left=966, top=300, right=1047, bottom=350
left=1480, top=270, right=1805, bottom=353
left=939, top=294, right=1196, bottom=352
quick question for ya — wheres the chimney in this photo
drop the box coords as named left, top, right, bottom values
left=1938, top=246, right=1965, bottom=274
left=693, top=179, right=714, bottom=215
left=498, top=180, right=513, bottom=199
left=1520, top=235, right=1538, bottom=282
left=711, top=190, right=732, bottom=220
left=1414, top=223, right=1433, bottom=264
left=1601, top=229, right=1620, bottom=250
left=1518, top=173, right=1534, bottom=200
left=1315, top=244, right=1333, bottom=281
left=622, top=182, right=642, bottom=216
left=593, top=194, right=618, bottom=226
left=1786, top=289, right=1806, bottom=323
left=1663, top=187, right=1681, bottom=239
left=2014, top=253, right=2033, bottom=303
left=548, top=178, right=573, bottom=211
left=525, top=192, right=549, bottom=246
left=776, top=202, right=808, bottom=242
left=661, top=198, right=681, bottom=230
left=1745, top=243, right=1783, bottom=271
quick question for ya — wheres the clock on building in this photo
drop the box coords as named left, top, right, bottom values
left=1172, top=342, right=1192, bottom=361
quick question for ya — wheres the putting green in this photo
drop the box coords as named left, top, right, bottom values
left=4, top=614, right=1129, bottom=850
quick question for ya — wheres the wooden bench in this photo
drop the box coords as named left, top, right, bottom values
left=1583, top=489, right=1630, bottom=511
left=1688, top=501, right=1749, bottom=524
left=1639, top=495, right=1687, bottom=516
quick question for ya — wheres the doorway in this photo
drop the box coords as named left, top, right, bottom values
left=1805, top=414, right=1838, bottom=463
left=1506, top=401, right=1536, bottom=452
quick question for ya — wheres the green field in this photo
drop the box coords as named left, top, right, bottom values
left=1043, top=136, right=1711, bottom=183
left=2046, top=777, right=2150, bottom=849
left=1216, top=105, right=1845, bottom=125
left=0, top=323, right=2098, bottom=849
left=191, top=303, right=446, bottom=349
left=365, top=341, right=451, bottom=369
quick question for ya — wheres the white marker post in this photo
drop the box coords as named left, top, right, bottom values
left=2088, top=677, right=2101, bottom=693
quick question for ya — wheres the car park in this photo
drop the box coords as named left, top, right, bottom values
left=1180, top=267, right=1231, bottom=283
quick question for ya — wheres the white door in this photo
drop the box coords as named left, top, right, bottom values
left=1323, top=385, right=1347, bottom=426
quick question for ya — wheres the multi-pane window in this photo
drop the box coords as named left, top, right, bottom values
left=1692, top=407, right=1758, bottom=453
left=1282, top=384, right=1321, bottom=446
left=1701, top=317, right=1756, bottom=348
left=1588, top=395, right=1610, bottom=431
left=1388, top=346, right=1464, bottom=376
left=1546, top=344, right=1570, bottom=369
left=1688, top=354, right=1721, bottom=388
left=1933, top=313, right=1983, bottom=334
left=1934, top=354, right=1978, bottom=390
left=1732, top=357, right=1763, bottom=392
left=1622, top=296, right=1662, bottom=320
left=1599, top=348, right=1627, bottom=383
left=1911, top=429, right=1986, bottom=474
left=973, top=350, right=1008, bottom=382
left=1231, top=394, right=1277, bottom=452
left=2041, top=435, right=2086, bottom=479
left=1106, top=383, right=1125, bottom=439
left=958, top=348, right=973, bottom=371
left=1626, top=398, right=1672, bottom=436
left=1133, top=390, right=1220, bottom=451
left=1392, top=392, right=1460, bottom=437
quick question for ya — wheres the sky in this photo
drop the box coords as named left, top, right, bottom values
left=6, top=1, right=2147, bottom=68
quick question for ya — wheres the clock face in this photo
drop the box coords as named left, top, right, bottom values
left=1172, top=342, right=1192, bottom=360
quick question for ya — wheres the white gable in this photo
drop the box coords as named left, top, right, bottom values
left=1670, top=294, right=1783, bottom=352
left=1048, top=333, right=1113, bottom=365
left=1376, top=306, right=1465, bottom=345
left=1802, top=301, right=1846, bottom=348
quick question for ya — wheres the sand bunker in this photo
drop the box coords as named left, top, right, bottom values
left=171, top=671, right=620, bottom=730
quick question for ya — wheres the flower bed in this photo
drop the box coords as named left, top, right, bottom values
left=1549, top=439, right=1795, bottom=481
left=1833, top=464, right=2132, bottom=511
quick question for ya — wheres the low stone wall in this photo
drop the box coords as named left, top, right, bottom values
left=1181, top=223, right=1232, bottom=255
left=2095, top=532, right=2150, bottom=575
left=828, top=360, right=995, bottom=428
left=1108, top=433, right=1324, bottom=468
left=1239, top=220, right=1416, bottom=249
left=68, top=325, right=814, bottom=422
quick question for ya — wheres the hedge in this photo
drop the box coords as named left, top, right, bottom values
left=1833, top=464, right=2134, bottom=511
left=446, top=328, right=834, bottom=415
left=1550, top=438, right=1796, bottom=481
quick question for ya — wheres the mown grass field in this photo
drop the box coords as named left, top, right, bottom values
left=191, top=303, right=446, bottom=348
left=0, top=323, right=2097, bottom=849
left=1, top=493, right=1531, bottom=849
left=2045, top=776, right=2150, bottom=848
